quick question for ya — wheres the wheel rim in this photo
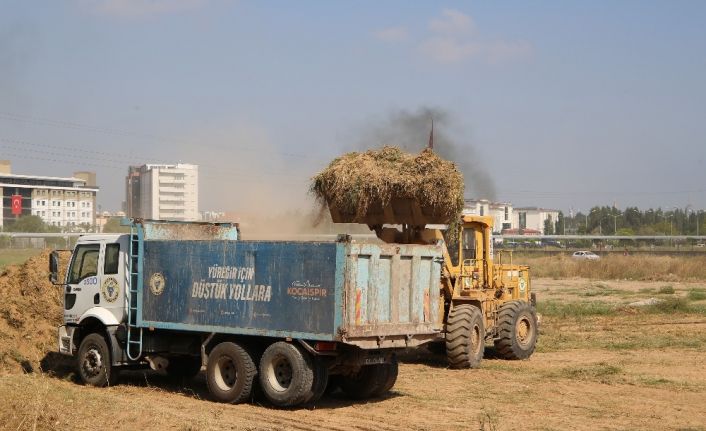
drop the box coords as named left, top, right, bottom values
left=471, top=324, right=482, bottom=355
left=266, top=354, right=293, bottom=392
left=214, top=356, right=238, bottom=391
left=82, top=346, right=103, bottom=378
left=515, top=316, right=533, bottom=348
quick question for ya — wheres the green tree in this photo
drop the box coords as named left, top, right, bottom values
left=543, top=217, right=554, bottom=235
left=102, top=217, right=130, bottom=233
left=4, top=215, right=47, bottom=232
left=554, top=211, right=565, bottom=235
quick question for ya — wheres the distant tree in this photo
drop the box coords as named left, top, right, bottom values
left=102, top=217, right=130, bottom=233
left=4, top=215, right=47, bottom=232
left=554, top=211, right=565, bottom=235
left=543, top=217, right=554, bottom=235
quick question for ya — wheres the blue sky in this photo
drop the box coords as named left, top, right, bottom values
left=1, top=1, right=705, bottom=214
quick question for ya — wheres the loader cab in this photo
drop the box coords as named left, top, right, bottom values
left=61, top=234, right=129, bottom=326
left=444, top=215, right=494, bottom=290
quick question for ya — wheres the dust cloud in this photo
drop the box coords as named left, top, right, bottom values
left=173, top=121, right=370, bottom=239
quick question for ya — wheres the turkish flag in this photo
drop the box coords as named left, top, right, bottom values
left=11, top=195, right=22, bottom=215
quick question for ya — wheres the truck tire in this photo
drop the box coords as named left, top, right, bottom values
left=259, top=342, right=315, bottom=407
left=206, top=342, right=256, bottom=404
left=77, top=333, right=119, bottom=387
left=339, top=364, right=387, bottom=400
left=494, top=301, right=538, bottom=360
left=371, top=359, right=398, bottom=397
left=303, top=357, right=329, bottom=405
left=445, top=304, right=485, bottom=369
left=166, top=356, right=202, bottom=380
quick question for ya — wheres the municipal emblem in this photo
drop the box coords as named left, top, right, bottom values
left=102, top=277, right=120, bottom=303
left=149, top=272, right=166, bottom=296
left=518, top=278, right=527, bottom=293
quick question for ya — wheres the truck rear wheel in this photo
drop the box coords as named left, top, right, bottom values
left=77, top=333, right=119, bottom=387
left=259, top=342, right=314, bottom=407
left=445, top=304, right=485, bottom=369
left=371, top=359, right=398, bottom=397
left=339, top=364, right=388, bottom=399
left=206, top=342, right=256, bottom=404
left=494, top=301, right=538, bottom=360
left=303, top=357, right=329, bottom=404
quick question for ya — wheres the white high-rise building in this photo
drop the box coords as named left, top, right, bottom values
left=125, top=163, right=198, bottom=221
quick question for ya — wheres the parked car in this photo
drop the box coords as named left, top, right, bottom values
left=572, top=250, right=600, bottom=260
left=542, top=240, right=565, bottom=248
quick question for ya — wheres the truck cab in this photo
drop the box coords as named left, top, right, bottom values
left=61, top=234, right=128, bottom=332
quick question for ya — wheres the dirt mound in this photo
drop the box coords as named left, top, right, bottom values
left=0, top=250, right=68, bottom=374
left=311, top=147, right=464, bottom=227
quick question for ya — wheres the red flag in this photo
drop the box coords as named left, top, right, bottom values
left=11, top=195, right=22, bottom=215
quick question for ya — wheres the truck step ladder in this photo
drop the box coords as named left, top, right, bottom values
left=126, top=223, right=143, bottom=361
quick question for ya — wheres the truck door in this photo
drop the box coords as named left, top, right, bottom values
left=99, top=241, right=125, bottom=323
left=65, top=243, right=101, bottom=324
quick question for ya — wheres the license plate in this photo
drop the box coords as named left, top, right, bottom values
left=363, top=356, right=386, bottom=365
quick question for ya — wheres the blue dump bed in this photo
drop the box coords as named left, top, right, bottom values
left=134, top=223, right=442, bottom=348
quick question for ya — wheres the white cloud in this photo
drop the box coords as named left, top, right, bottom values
left=420, top=9, right=532, bottom=65
left=373, top=26, right=409, bottom=43
left=429, top=9, right=474, bottom=35
left=81, top=0, right=209, bottom=18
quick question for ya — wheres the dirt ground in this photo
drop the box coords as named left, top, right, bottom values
left=2, top=278, right=706, bottom=430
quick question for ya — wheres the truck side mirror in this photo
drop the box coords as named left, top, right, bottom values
left=49, top=251, right=59, bottom=284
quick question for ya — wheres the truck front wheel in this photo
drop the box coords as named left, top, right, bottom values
left=77, top=333, right=119, bottom=387
left=445, top=304, right=485, bottom=369
left=206, top=342, right=256, bottom=404
left=494, top=301, right=538, bottom=360
left=259, top=342, right=314, bottom=407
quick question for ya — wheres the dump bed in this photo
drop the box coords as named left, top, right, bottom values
left=134, top=223, right=442, bottom=349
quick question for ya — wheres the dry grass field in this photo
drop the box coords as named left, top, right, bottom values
left=2, top=252, right=706, bottom=430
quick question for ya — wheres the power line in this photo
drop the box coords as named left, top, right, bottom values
left=0, top=138, right=309, bottom=184
left=0, top=110, right=309, bottom=159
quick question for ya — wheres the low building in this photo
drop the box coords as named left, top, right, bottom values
left=513, top=207, right=560, bottom=234
left=463, top=199, right=514, bottom=233
left=0, top=161, right=98, bottom=229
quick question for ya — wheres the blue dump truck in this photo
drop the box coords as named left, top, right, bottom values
left=50, top=219, right=442, bottom=406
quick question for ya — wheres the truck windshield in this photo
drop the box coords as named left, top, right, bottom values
left=68, top=244, right=100, bottom=284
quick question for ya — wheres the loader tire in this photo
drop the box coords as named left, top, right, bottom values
left=259, top=342, right=315, bottom=407
left=339, top=364, right=387, bottom=400
left=494, top=301, right=538, bottom=360
left=445, top=304, right=485, bottom=369
left=206, top=342, right=256, bottom=404
left=77, top=333, right=119, bottom=387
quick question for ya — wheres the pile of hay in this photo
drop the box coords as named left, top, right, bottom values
left=0, top=250, right=69, bottom=374
left=311, top=146, right=464, bottom=226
